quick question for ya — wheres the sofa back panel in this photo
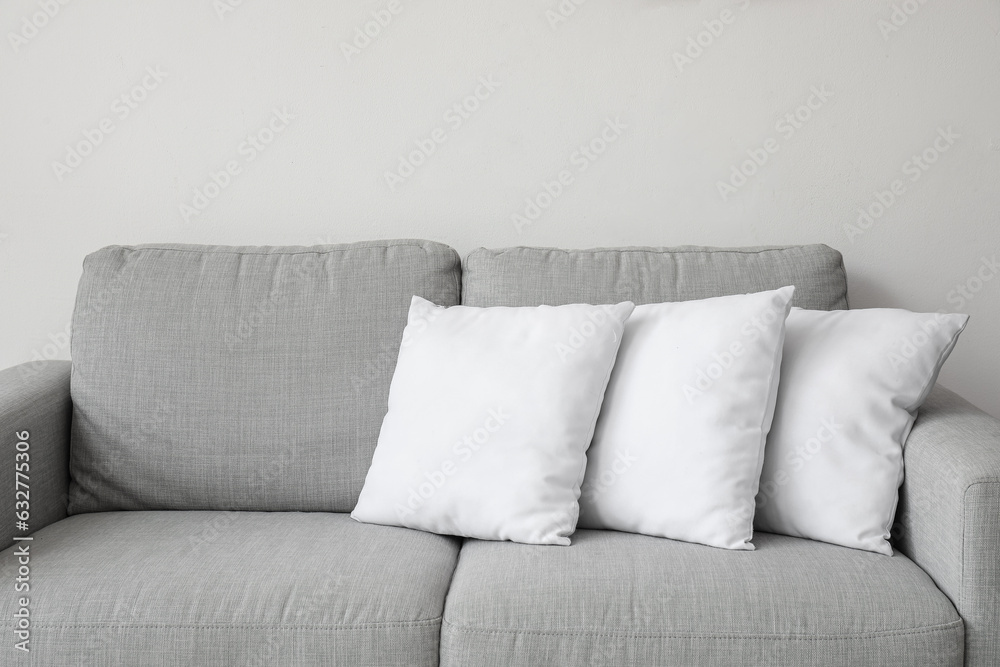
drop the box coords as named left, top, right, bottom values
left=67, top=241, right=461, bottom=513
left=461, top=245, right=848, bottom=310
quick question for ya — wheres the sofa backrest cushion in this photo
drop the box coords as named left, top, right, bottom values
left=68, top=241, right=462, bottom=514
left=461, top=245, right=848, bottom=310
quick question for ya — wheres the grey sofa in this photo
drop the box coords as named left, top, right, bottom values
left=1, top=240, right=997, bottom=667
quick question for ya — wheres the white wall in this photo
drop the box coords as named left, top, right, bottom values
left=2, top=0, right=999, bottom=416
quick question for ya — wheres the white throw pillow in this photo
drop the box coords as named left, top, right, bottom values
left=352, top=295, right=635, bottom=545
left=754, top=308, right=969, bottom=555
left=577, top=287, right=795, bottom=550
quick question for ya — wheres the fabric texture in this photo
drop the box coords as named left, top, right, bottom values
left=461, top=244, right=848, bottom=310
left=441, top=530, right=963, bottom=667
left=755, top=308, right=968, bottom=555
left=67, top=241, right=462, bottom=514
left=0, top=361, right=72, bottom=551
left=0, top=511, right=460, bottom=666
left=353, top=296, right=634, bottom=545
left=578, top=287, right=794, bottom=550
left=895, top=384, right=1000, bottom=667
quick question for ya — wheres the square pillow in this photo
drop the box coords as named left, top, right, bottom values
left=577, top=287, right=795, bottom=550
left=351, top=296, right=635, bottom=545
left=754, top=308, right=969, bottom=555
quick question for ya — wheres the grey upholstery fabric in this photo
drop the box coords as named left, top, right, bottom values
left=0, top=511, right=460, bottom=666
left=895, top=384, right=1000, bottom=667
left=461, top=244, right=848, bottom=310
left=441, top=531, right=963, bottom=667
left=0, top=361, right=71, bottom=551
left=68, top=241, right=462, bottom=513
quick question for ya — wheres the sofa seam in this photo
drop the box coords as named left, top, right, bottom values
left=838, top=252, right=850, bottom=309
left=108, top=240, right=447, bottom=257
left=747, top=290, right=795, bottom=546
left=451, top=249, right=463, bottom=305
left=441, top=541, right=465, bottom=618
left=473, top=245, right=829, bottom=259
left=570, top=302, right=635, bottom=544
left=25, top=618, right=443, bottom=630
left=961, top=479, right=1000, bottom=614
left=440, top=619, right=963, bottom=641
left=887, top=324, right=972, bottom=554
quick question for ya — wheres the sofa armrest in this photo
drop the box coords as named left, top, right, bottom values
left=0, top=361, right=72, bottom=551
left=895, top=384, right=1000, bottom=667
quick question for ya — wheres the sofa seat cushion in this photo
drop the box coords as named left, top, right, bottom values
left=462, top=244, right=848, bottom=310
left=441, top=531, right=963, bottom=667
left=0, top=512, right=460, bottom=666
